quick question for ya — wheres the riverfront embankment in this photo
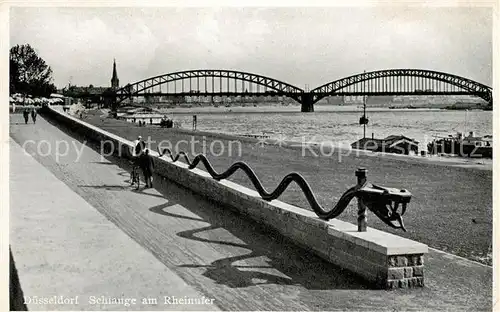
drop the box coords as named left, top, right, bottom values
left=78, top=109, right=492, bottom=265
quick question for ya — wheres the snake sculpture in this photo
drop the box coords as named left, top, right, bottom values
left=157, top=147, right=410, bottom=231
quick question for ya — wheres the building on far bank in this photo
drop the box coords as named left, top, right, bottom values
left=116, top=106, right=165, bottom=125
left=351, top=135, right=419, bottom=155
left=61, top=59, right=121, bottom=108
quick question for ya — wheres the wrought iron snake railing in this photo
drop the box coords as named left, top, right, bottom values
left=157, top=147, right=411, bottom=232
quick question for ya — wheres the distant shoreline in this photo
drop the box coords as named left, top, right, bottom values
left=131, top=105, right=481, bottom=115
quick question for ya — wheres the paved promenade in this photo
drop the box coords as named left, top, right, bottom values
left=9, top=113, right=492, bottom=311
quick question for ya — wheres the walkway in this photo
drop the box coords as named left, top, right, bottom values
left=9, top=113, right=492, bottom=311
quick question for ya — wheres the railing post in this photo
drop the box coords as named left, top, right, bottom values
left=356, top=167, right=367, bottom=232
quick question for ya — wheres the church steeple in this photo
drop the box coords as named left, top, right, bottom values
left=111, top=58, right=119, bottom=89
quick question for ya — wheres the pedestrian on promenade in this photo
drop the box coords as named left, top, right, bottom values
left=138, top=148, right=154, bottom=188
left=31, top=108, right=37, bottom=124
left=23, top=109, right=29, bottom=124
left=132, top=135, right=146, bottom=158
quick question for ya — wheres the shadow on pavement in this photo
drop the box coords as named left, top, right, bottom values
left=10, top=246, right=28, bottom=311
left=149, top=185, right=374, bottom=290
left=78, top=184, right=129, bottom=191
left=90, top=161, right=117, bottom=165
left=78, top=184, right=168, bottom=199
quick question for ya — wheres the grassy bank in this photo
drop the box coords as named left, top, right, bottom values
left=80, top=110, right=492, bottom=265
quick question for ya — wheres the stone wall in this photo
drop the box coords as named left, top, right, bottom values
left=41, top=107, right=428, bottom=289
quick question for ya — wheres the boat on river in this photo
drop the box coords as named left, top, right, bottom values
left=427, top=132, right=492, bottom=158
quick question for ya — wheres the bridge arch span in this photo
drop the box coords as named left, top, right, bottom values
left=115, top=69, right=304, bottom=104
left=310, top=69, right=492, bottom=104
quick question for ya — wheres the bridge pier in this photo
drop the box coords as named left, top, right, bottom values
left=300, top=93, right=314, bottom=112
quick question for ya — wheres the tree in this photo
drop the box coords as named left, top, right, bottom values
left=10, top=44, right=57, bottom=97
left=9, top=58, right=19, bottom=94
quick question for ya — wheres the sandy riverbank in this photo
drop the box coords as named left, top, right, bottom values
left=76, top=109, right=492, bottom=265
left=94, top=115, right=491, bottom=170
left=233, top=134, right=492, bottom=170
left=170, top=129, right=492, bottom=170
left=91, top=107, right=492, bottom=171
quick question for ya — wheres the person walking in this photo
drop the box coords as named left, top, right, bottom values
left=31, top=108, right=37, bottom=124
left=132, top=135, right=146, bottom=158
left=23, top=109, right=29, bottom=124
left=138, top=148, right=154, bottom=188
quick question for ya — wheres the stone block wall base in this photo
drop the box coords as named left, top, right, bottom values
left=385, top=254, right=425, bottom=289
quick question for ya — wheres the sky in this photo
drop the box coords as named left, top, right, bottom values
left=9, top=6, right=493, bottom=89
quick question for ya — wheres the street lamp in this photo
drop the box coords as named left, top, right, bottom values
left=359, top=70, right=369, bottom=139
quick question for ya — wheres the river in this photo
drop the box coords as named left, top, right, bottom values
left=158, top=105, right=492, bottom=151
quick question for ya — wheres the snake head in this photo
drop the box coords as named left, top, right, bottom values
left=356, top=184, right=412, bottom=231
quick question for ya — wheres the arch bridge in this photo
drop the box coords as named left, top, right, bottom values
left=114, top=69, right=305, bottom=108
left=112, top=69, right=492, bottom=112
